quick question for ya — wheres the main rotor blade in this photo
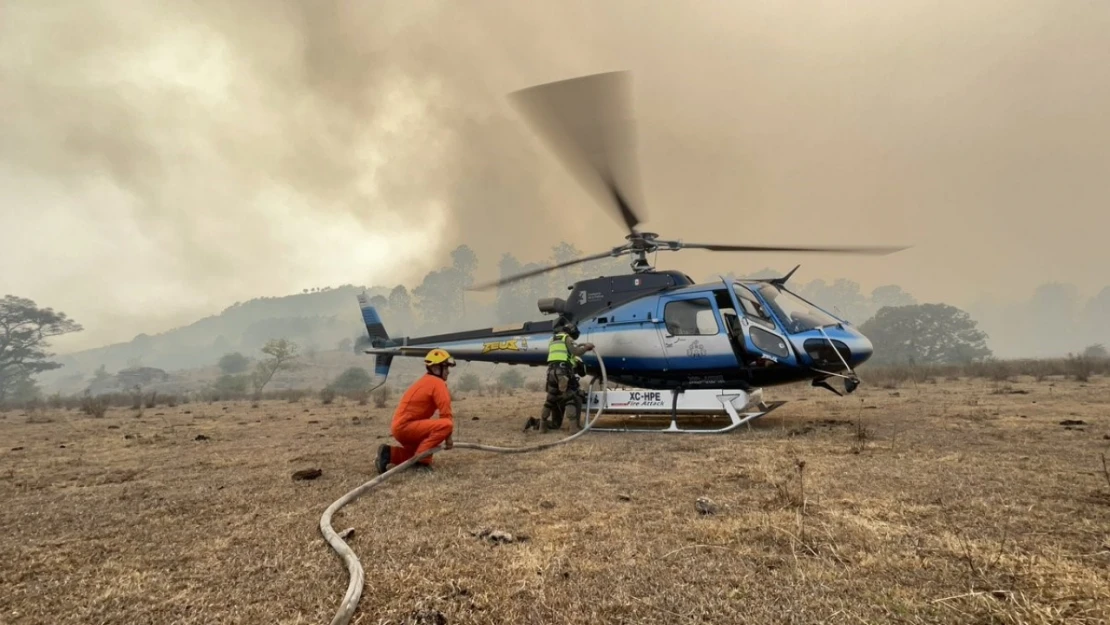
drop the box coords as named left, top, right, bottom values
left=509, top=71, right=644, bottom=235
left=677, top=243, right=910, bottom=255
left=467, top=249, right=619, bottom=292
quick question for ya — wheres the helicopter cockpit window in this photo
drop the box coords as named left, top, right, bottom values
left=754, top=284, right=840, bottom=333
left=664, top=298, right=720, bottom=336
left=732, top=284, right=776, bottom=329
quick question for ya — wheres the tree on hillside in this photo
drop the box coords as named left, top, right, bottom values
left=91, top=365, right=111, bottom=385
left=1, top=295, right=83, bottom=402
left=870, top=285, right=917, bottom=309
left=5, top=372, right=41, bottom=404
left=1082, top=286, right=1110, bottom=341
left=388, top=285, right=413, bottom=331
left=1083, top=343, right=1108, bottom=360
left=552, top=242, right=586, bottom=289
left=858, top=303, right=992, bottom=365
left=1028, top=282, right=1083, bottom=352
left=451, top=245, right=479, bottom=288
left=218, top=352, right=251, bottom=375
left=495, top=252, right=530, bottom=323
left=795, top=279, right=871, bottom=324
left=251, top=338, right=300, bottom=399
left=731, top=268, right=781, bottom=280
left=414, top=268, right=465, bottom=329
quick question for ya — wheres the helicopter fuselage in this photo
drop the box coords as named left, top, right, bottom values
left=359, top=271, right=874, bottom=393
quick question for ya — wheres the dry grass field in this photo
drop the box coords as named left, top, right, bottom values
left=2, top=374, right=1109, bottom=624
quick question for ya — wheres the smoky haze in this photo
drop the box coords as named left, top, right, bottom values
left=2, top=0, right=1108, bottom=354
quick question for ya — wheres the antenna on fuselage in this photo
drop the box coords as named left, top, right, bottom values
left=769, top=265, right=801, bottom=287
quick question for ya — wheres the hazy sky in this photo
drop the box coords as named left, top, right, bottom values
left=3, top=0, right=1108, bottom=353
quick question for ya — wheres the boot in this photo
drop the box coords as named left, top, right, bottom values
left=549, top=406, right=564, bottom=430
left=375, top=444, right=391, bottom=475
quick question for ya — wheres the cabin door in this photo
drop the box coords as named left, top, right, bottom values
left=654, top=292, right=739, bottom=372
left=721, top=280, right=798, bottom=367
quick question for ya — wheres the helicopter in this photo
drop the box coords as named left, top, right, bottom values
left=357, top=71, right=907, bottom=429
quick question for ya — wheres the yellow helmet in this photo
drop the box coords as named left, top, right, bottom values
left=424, top=348, right=456, bottom=367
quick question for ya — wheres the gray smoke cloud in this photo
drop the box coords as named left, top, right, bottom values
left=3, top=0, right=1109, bottom=352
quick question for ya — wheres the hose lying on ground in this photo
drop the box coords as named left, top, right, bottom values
left=319, top=350, right=610, bottom=625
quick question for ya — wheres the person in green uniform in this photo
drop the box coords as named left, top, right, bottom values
left=524, top=321, right=594, bottom=432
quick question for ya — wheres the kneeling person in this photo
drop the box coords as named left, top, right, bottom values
left=375, top=349, right=456, bottom=473
left=535, top=322, right=593, bottom=432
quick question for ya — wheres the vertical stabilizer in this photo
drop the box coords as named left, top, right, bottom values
left=357, top=294, right=394, bottom=385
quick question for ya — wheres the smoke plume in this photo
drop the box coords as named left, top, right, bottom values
left=2, top=0, right=1108, bottom=351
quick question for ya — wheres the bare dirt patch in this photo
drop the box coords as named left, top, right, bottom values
left=2, top=377, right=1108, bottom=624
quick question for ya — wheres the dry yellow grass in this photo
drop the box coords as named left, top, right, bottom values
left=2, top=375, right=1108, bottom=624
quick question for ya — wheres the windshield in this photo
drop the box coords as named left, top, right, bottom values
left=752, top=283, right=840, bottom=333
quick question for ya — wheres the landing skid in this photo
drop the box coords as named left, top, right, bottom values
left=584, top=386, right=787, bottom=434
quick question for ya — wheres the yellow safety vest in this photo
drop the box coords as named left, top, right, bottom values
left=547, top=333, right=571, bottom=363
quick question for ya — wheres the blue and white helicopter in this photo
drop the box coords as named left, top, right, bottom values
left=357, top=71, right=907, bottom=433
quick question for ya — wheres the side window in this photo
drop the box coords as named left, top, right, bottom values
left=734, top=286, right=776, bottom=328
left=664, top=298, right=720, bottom=335
left=750, top=326, right=791, bottom=359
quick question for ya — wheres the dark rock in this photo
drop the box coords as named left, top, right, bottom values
left=292, top=468, right=322, bottom=481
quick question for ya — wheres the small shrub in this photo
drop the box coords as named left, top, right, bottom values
left=1066, top=353, right=1093, bottom=382
left=330, top=367, right=373, bottom=395
left=80, top=394, right=108, bottom=418
left=978, top=359, right=1014, bottom=382
left=498, top=368, right=525, bottom=390
left=320, top=387, right=336, bottom=404
left=456, top=372, right=481, bottom=393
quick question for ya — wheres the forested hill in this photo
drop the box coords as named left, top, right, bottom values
left=41, top=241, right=633, bottom=388
left=49, top=285, right=393, bottom=377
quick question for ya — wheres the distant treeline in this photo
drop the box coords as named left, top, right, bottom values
left=37, top=240, right=1109, bottom=391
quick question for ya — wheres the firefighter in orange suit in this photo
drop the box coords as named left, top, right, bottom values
left=375, top=349, right=456, bottom=473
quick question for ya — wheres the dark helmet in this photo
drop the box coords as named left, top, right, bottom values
left=561, top=321, right=580, bottom=340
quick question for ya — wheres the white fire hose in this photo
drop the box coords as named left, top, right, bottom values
left=318, top=349, right=611, bottom=625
